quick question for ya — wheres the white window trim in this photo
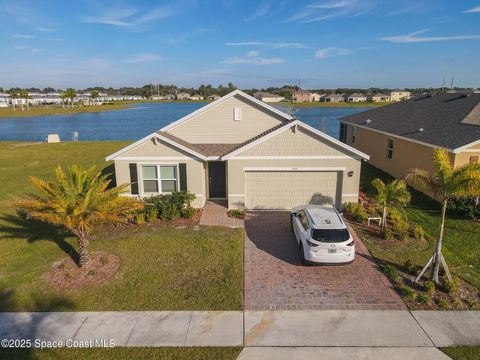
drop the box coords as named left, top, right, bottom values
left=139, top=163, right=179, bottom=196
left=387, top=138, right=394, bottom=160
left=234, top=107, right=242, bottom=121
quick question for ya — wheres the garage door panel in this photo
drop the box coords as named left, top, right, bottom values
left=245, top=171, right=341, bottom=210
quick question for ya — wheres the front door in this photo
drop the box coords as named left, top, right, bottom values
left=208, top=162, right=226, bottom=198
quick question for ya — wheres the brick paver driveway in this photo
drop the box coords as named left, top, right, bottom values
left=244, top=212, right=406, bottom=310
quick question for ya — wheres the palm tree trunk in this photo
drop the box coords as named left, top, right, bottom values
left=381, top=205, right=387, bottom=232
left=77, top=235, right=91, bottom=268
left=431, top=199, right=448, bottom=283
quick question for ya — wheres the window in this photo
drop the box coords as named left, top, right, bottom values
left=351, top=126, right=356, bottom=143
left=387, top=138, right=394, bottom=159
left=339, top=123, right=347, bottom=143
left=470, top=156, right=479, bottom=164
left=233, top=107, right=241, bottom=121
left=141, top=165, right=177, bottom=194
left=297, top=210, right=310, bottom=231
left=312, top=229, right=350, bottom=243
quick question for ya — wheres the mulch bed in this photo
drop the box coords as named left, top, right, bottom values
left=42, top=252, right=121, bottom=289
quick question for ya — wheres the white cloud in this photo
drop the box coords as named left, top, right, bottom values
left=12, top=34, right=34, bottom=39
left=246, top=0, right=271, bottom=21
left=31, top=48, right=43, bottom=52
left=14, top=45, right=28, bottom=50
left=315, top=47, right=350, bottom=59
left=288, top=0, right=376, bottom=23
left=135, top=6, right=176, bottom=23
left=464, top=6, right=480, bottom=13
left=226, top=41, right=311, bottom=49
left=222, top=52, right=285, bottom=65
left=124, top=53, right=161, bottom=63
left=79, top=7, right=138, bottom=27
left=380, top=29, right=480, bottom=43
left=36, top=27, right=56, bottom=32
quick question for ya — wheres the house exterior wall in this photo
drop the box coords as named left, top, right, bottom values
left=168, top=95, right=284, bottom=143
left=390, top=91, right=411, bottom=101
left=112, top=138, right=206, bottom=208
left=342, top=124, right=461, bottom=179
left=293, top=92, right=310, bottom=102
left=453, top=143, right=480, bottom=168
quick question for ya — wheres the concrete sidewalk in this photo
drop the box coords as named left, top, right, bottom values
left=0, top=311, right=243, bottom=347
left=1, top=310, right=479, bottom=350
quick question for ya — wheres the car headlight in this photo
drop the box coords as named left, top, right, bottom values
left=306, top=239, right=319, bottom=247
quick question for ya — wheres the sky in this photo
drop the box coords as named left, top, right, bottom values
left=1, top=0, right=480, bottom=89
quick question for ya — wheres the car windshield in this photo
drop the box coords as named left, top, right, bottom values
left=311, top=229, right=350, bottom=243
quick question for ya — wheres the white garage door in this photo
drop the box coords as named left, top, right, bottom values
left=245, top=170, right=341, bottom=210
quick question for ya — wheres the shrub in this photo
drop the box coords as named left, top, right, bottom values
left=228, top=209, right=245, bottom=219
left=437, top=298, right=449, bottom=310
left=423, top=280, right=436, bottom=294
left=382, top=263, right=399, bottom=283
left=403, top=259, right=416, bottom=275
left=418, top=293, right=432, bottom=305
left=412, top=225, right=425, bottom=241
left=401, top=285, right=417, bottom=300
left=133, top=212, right=145, bottom=225
left=440, top=279, right=457, bottom=294
left=390, top=210, right=409, bottom=240
left=344, top=202, right=368, bottom=223
left=382, top=228, right=394, bottom=240
left=145, top=206, right=158, bottom=222
left=448, top=196, right=480, bottom=220
left=146, top=191, right=196, bottom=221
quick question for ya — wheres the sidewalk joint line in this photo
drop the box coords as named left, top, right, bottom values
left=71, top=315, right=89, bottom=340
left=408, top=310, right=436, bottom=347
left=183, top=311, right=193, bottom=346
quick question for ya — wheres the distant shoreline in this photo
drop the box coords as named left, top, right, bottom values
left=0, top=99, right=383, bottom=118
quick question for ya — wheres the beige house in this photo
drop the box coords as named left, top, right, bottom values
left=347, top=93, right=367, bottom=103
left=107, top=90, right=369, bottom=210
left=253, top=92, right=285, bottom=102
left=370, top=93, right=391, bottom=102
left=390, top=90, right=411, bottom=101
left=176, top=92, right=191, bottom=100
left=340, top=93, right=480, bottom=182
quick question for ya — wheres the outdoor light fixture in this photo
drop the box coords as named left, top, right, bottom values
left=365, top=119, right=371, bottom=124
left=347, top=171, right=354, bottom=177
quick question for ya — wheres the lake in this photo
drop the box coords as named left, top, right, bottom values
left=0, top=102, right=371, bottom=142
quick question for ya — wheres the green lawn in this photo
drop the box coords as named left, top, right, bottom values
left=0, top=104, right=131, bottom=118
left=0, top=142, right=243, bottom=311
left=0, top=347, right=242, bottom=360
left=360, top=162, right=480, bottom=288
left=441, top=346, right=480, bottom=360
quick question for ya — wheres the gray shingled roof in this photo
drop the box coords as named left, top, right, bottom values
left=340, top=93, right=480, bottom=150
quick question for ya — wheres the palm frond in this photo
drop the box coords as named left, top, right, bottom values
left=448, top=163, right=480, bottom=198
left=406, top=168, right=443, bottom=199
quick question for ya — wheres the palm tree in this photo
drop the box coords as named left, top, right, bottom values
left=64, top=88, right=77, bottom=108
left=90, top=90, right=99, bottom=105
left=59, top=91, right=68, bottom=108
left=18, top=90, right=31, bottom=110
left=8, top=89, right=19, bottom=111
left=406, top=148, right=480, bottom=283
left=372, top=178, right=411, bottom=232
left=15, top=165, right=143, bottom=268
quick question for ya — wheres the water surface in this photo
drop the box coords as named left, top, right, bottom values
left=0, top=102, right=371, bottom=141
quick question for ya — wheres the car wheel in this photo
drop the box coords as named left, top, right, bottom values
left=299, top=243, right=306, bottom=264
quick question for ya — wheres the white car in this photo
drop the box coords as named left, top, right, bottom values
left=291, top=205, right=355, bottom=264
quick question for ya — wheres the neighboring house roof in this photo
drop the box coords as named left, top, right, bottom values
left=106, top=89, right=369, bottom=161
left=348, top=93, right=366, bottom=98
left=340, top=93, right=480, bottom=152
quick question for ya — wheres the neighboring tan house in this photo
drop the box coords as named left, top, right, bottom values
left=347, top=93, right=367, bottom=102
left=253, top=92, right=285, bottom=103
left=339, top=93, right=480, bottom=182
left=190, top=95, right=204, bottom=101
left=164, top=94, right=175, bottom=100
left=310, top=93, right=323, bottom=102
left=176, top=92, right=191, bottom=100
left=292, top=90, right=311, bottom=102
left=107, top=90, right=369, bottom=210
left=369, top=93, right=391, bottom=102
left=322, top=94, right=344, bottom=103
left=390, top=90, right=411, bottom=101
left=208, top=95, right=221, bottom=101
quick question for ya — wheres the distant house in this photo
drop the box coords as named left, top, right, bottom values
left=208, top=95, right=221, bottom=101
left=253, top=92, right=285, bottom=103
left=310, top=93, right=323, bottom=102
left=340, top=94, right=480, bottom=191
left=369, top=93, right=391, bottom=102
left=292, top=90, right=311, bottom=103
left=0, top=98, right=7, bottom=108
left=190, top=95, right=204, bottom=101
left=347, top=93, right=367, bottom=103
left=164, top=94, right=176, bottom=100
left=176, top=92, right=191, bottom=100
left=151, top=95, right=165, bottom=100
left=390, top=90, right=411, bottom=101
left=322, top=94, right=344, bottom=103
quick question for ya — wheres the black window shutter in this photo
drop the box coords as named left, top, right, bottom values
left=129, top=163, right=139, bottom=195
left=179, top=163, right=187, bottom=191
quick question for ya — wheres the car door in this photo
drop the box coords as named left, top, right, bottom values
left=293, top=210, right=309, bottom=245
